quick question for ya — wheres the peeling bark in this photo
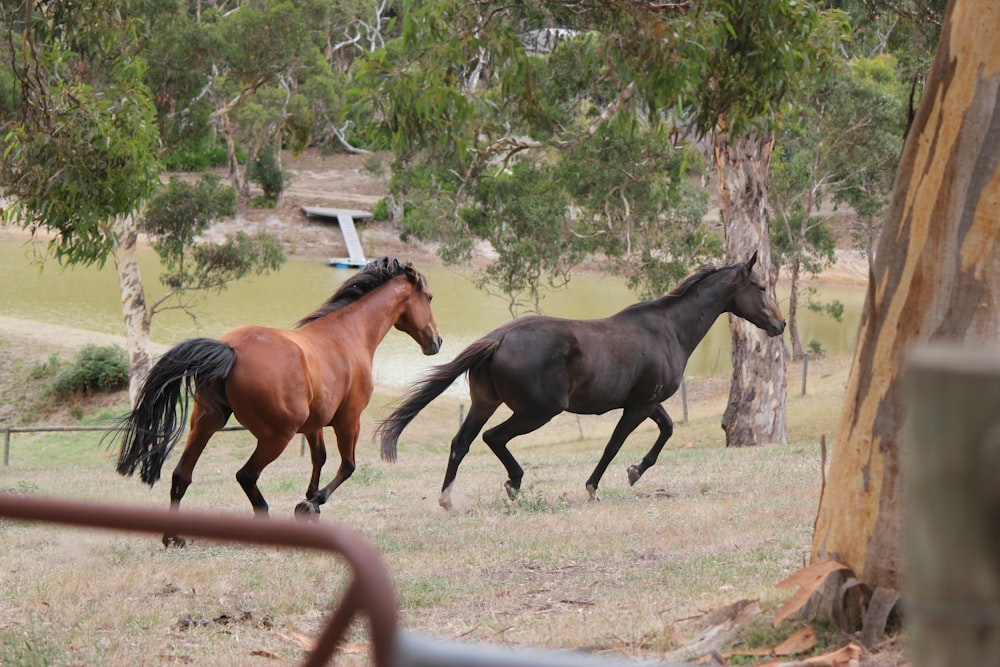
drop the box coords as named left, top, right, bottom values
left=112, top=214, right=152, bottom=405
left=714, top=128, right=789, bottom=447
left=811, top=0, right=1000, bottom=590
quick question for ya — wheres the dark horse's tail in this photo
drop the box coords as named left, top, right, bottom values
left=113, top=338, right=236, bottom=487
left=376, top=337, right=500, bottom=463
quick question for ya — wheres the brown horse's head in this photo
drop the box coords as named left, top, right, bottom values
left=396, top=263, right=443, bottom=355
left=727, top=251, right=785, bottom=336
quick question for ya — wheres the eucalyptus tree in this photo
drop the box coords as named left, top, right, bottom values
left=355, top=0, right=845, bottom=446
left=1, top=2, right=161, bottom=400
left=812, top=0, right=997, bottom=614
left=1, top=1, right=284, bottom=400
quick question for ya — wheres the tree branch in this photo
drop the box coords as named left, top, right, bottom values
left=552, top=81, right=637, bottom=151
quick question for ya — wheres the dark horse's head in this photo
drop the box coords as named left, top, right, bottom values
left=726, top=251, right=785, bottom=336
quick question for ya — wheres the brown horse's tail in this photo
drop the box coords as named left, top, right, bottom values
left=110, top=338, right=235, bottom=487
left=376, top=337, right=500, bottom=463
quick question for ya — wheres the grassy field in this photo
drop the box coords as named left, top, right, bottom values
left=0, top=340, right=855, bottom=666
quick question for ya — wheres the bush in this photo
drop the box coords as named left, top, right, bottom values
left=806, top=339, right=826, bottom=358
left=163, top=143, right=239, bottom=171
left=371, top=197, right=389, bottom=221
left=51, top=345, right=129, bottom=398
left=248, top=149, right=287, bottom=201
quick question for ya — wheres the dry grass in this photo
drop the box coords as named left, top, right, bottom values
left=0, top=352, right=854, bottom=666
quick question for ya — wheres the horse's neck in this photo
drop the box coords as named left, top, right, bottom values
left=659, top=273, right=733, bottom=357
left=309, top=280, right=406, bottom=354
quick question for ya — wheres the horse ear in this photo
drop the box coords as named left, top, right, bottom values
left=743, top=250, right=758, bottom=277
left=403, top=263, right=420, bottom=284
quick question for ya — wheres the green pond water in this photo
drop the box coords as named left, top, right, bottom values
left=0, top=238, right=863, bottom=391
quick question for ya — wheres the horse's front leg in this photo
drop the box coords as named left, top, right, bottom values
left=627, top=404, right=674, bottom=486
left=303, top=429, right=327, bottom=499
left=295, top=414, right=359, bottom=519
left=585, top=406, right=649, bottom=501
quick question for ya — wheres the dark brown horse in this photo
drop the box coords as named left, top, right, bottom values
left=113, top=257, right=442, bottom=546
left=376, top=252, right=784, bottom=509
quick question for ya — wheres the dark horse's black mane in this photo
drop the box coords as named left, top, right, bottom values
left=296, top=256, right=415, bottom=327
left=640, top=260, right=740, bottom=309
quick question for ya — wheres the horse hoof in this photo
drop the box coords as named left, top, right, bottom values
left=586, top=484, right=600, bottom=502
left=163, top=535, right=187, bottom=549
left=438, top=495, right=453, bottom=511
left=627, top=465, right=642, bottom=486
left=504, top=480, right=519, bottom=501
left=294, top=501, right=320, bottom=521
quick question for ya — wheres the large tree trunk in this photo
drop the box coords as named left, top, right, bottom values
left=811, top=0, right=1000, bottom=591
left=112, top=215, right=152, bottom=406
left=714, top=128, right=788, bottom=447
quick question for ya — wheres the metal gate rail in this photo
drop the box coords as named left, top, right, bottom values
left=0, top=493, right=696, bottom=667
left=0, top=493, right=397, bottom=667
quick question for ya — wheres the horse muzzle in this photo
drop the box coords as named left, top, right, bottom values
left=767, top=319, right=786, bottom=337
left=423, top=335, right=443, bottom=355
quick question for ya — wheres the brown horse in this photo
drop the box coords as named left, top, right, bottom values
left=113, top=257, right=442, bottom=547
left=376, top=252, right=784, bottom=509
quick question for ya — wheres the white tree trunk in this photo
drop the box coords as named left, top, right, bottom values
left=714, top=128, right=789, bottom=447
left=112, top=214, right=152, bottom=405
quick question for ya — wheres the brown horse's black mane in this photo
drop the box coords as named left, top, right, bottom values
left=296, top=256, right=414, bottom=327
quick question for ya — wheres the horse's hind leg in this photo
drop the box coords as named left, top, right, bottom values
left=164, top=403, right=230, bottom=548
left=439, top=401, right=499, bottom=510
left=481, top=411, right=556, bottom=502
left=627, top=404, right=673, bottom=487
left=235, top=433, right=291, bottom=516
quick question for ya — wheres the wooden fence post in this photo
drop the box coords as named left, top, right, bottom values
left=801, top=353, right=809, bottom=396
left=680, top=375, right=688, bottom=423
left=906, top=345, right=1000, bottom=666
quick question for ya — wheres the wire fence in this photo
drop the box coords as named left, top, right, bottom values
left=1, top=423, right=249, bottom=467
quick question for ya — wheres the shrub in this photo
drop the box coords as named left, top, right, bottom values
left=806, top=339, right=826, bottom=358
left=163, top=143, right=238, bottom=171
left=248, top=149, right=287, bottom=201
left=51, top=345, right=129, bottom=398
left=371, top=197, right=389, bottom=221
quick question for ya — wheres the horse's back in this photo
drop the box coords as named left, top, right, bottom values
left=487, top=313, right=671, bottom=413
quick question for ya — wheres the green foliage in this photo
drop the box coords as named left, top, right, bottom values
left=371, top=198, right=390, bottom=221
left=140, top=173, right=284, bottom=305
left=51, top=345, right=129, bottom=398
left=682, top=1, right=848, bottom=135
left=1, top=3, right=162, bottom=268
left=248, top=196, right=277, bottom=209
left=142, top=174, right=236, bottom=264
left=188, top=231, right=286, bottom=292
left=491, top=485, right=569, bottom=515
left=28, top=355, right=61, bottom=381
left=351, top=462, right=385, bottom=487
left=162, top=143, right=234, bottom=171
left=353, top=0, right=845, bottom=307
left=247, top=149, right=286, bottom=201
left=826, top=56, right=906, bottom=222
left=806, top=339, right=826, bottom=358
left=0, top=625, right=63, bottom=667
left=462, top=162, right=577, bottom=314
left=806, top=291, right=844, bottom=323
